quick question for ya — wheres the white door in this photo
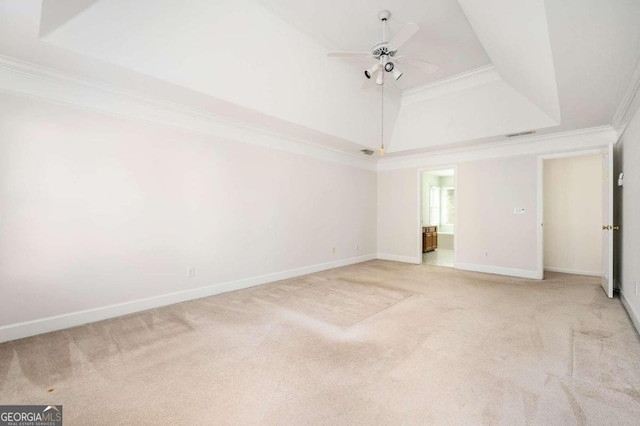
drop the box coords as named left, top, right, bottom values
left=601, top=145, right=614, bottom=298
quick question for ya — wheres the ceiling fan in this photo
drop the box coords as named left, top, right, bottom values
left=327, top=10, right=439, bottom=86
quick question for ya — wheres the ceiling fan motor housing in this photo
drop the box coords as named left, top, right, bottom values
left=372, top=42, right=396, bottom=59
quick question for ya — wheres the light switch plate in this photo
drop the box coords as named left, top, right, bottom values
left=514, top=208, right=526, bottom=214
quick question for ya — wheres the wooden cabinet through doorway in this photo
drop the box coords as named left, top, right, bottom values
left=422, top=226, right=438, bottom=252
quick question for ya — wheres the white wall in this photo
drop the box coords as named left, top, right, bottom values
left=456, top=156, right=538, bottom=276
left=378, top=155, right=537, bottom=275
left=543, top=155, right=602, bottom=276
left=377, top=128, right=615, bottom=279
left=377, top=168, right=419, bottom=263
left=616, top=104, right=640, bottom=332
left=0, top=93, right=377, bottom=336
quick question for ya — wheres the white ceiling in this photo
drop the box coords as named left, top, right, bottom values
left=546, top=0, right=640, bottom=129
left=256, top=0, right=492, bottom=90
left=0, top=0, right=639, bottom=157
left=38, top=0, right=401, bottom=150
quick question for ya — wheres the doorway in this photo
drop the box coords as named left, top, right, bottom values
left=420, top=168, right=456, bottom=267
left=538, top=146, right=614, bottom=297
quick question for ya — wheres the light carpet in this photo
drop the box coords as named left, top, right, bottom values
left=1, top=261, right=639, bottom=425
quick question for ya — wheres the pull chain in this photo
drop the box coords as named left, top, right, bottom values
left=381, top=82, right=385, bottom=156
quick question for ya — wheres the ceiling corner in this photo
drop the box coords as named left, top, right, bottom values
left=39, top=0, right=99, bottom=38
left=458, top=0, right=561, bottom=125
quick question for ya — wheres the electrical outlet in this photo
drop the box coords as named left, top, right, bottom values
left=356, top=244, right=360, bottom=252
left=484, top=251, right=489, bottom=257
left=332, top=247, right=336, bottom=254
left=187, top=267, right=195, bottom=278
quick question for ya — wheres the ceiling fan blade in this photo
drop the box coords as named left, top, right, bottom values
left=388, top=22, right=419, bottom=50
left=327, top=51, right=372, bottom=58
left=397, top=57, right=439, bottom=74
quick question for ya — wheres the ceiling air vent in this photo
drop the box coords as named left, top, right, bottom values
left=506, top=130, right=536, bottom=138
left=361, top=149, right=374, bottom=156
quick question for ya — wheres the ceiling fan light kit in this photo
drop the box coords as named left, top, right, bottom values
left=364, top=63, right=380, bottom=79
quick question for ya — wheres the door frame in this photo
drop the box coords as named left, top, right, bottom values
left=417, top=165, right=458, bottom=266
left=536, top=145, right=612, bottom=281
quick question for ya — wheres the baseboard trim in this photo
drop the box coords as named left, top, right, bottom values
left=544, top=267, right=602, bottom=277
left=620, top=290, right=640, bottom=336
left=456, top=262, right=539, bottom=279
left=377, top=253, right=421, bottom=265
left=0, top=254, right=376, bottom=343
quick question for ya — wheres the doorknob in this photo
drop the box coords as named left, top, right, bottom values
left=613, top=226, right=620, bottom=230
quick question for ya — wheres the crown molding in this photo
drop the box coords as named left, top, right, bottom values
left=401, top=65, right=499, bottom=106
left=0, top=54, right=620, bottom=173
left=612, top=54, right=640, bottom=138
left=0, top=55, right=377, bottom=171
left=377, top=126, right=616, bottom=171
